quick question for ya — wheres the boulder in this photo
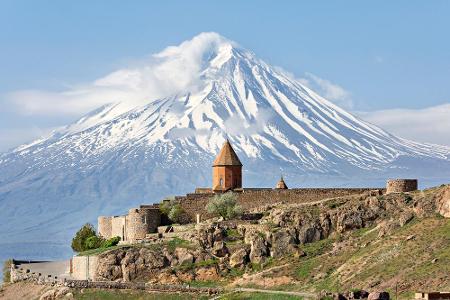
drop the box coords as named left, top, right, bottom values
left=436, top=185, right=450, bottom=218
left=212, top=241, right=229, bottom=257
left=249, top=234, right=268, bottom=263
left=368, top=291, right=390, bottom=300
left=298, top=223, right=322, bottom=244
left=270, top=228, right=297, bottom=258
left=229, top=248, right=248, bottom=268
left=175, top=248, right=194, bottom=265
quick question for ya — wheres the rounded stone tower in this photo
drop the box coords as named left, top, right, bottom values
left=212, top=139, right=242, bottom=192
left=126, top=208, right=161, bottom=243
left=386, top=179, right=418, bottom=194
left=98, top=216, right=112, bottom=239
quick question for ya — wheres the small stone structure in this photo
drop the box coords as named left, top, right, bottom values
left=415, top=292, right=450, bottom=300
left=386, top=179, right=418, bottom=194
left=98, top=205, right=160, bottom=243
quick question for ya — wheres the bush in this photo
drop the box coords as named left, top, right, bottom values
left=85, top=235, right=104, bottom=250
left=207, top=192, right=242, bottom=220
left=102, top=236, right=121, bottom=248
left=3, top=259, right=12, bottom=283
left=71, top=223, right=97, bottom=252
left=160, top=199, right=185, bottom=223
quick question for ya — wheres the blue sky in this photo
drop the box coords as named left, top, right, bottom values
left=1, top=1, right=450, bottom=150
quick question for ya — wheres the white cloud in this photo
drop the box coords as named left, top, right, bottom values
left=223, top=109, right=273, bottom=135
left=3, top=32, right=232, bottom=117
left=298, top=73, right=353, bottom=109
left=0, top=127, right=56, bottom=152
left=357, top=103, right=450, bottom=146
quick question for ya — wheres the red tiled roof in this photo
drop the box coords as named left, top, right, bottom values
left=213, top=140, right=242, bottom=166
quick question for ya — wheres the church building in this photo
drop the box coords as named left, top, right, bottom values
left=212, top=139, right=243, bottom=192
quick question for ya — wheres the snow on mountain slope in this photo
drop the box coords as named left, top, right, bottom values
left=1, top=32, right=450, bottom=257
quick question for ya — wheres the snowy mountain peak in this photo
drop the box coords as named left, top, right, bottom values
left=1, top=32, right=450, bottom=248
left=14, top=32, right=450, bottom=171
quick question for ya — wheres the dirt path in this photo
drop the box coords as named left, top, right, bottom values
left=0, top=282, right=50, bottom=300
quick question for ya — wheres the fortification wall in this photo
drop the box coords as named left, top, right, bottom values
left=72, top=255, right=98, bottom=280
left=111, top=216, right=126, bottom=241
left=98, top=216, right=112, bottom=239
left=386, top=179, right=418, bottom=194
left=178, top=187, right=383, bottom=223
left=125, top=208, right=160, bottom=243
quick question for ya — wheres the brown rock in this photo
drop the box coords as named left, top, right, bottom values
left=39, top=289, right=57, bottom=300
left=176, top=270, right=195, bottom=282
left=229, top=248, right=248, bottom=268
left=195, top=266, right=220, bottom=281
left=175, top=248, right=194, bottom=265
left=155, top=270, right=181, bottom=285
left=368, top=291, right=390, bottom=300
left=249, top=234, right=268, bottom=263
left=212, top=241, right=229, bottom=257
left=436, top=185, right=450, bottom=218
left=270, top=228, right=297, bottom=258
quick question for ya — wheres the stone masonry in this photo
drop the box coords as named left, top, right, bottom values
left=386, top=179, right=418, bottom=194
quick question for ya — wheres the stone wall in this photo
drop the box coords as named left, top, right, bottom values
left=71, top=255, right=98, bottom=280
left=386, top=179, right=418, bottom=194
left=98, top=216, right=112, bottom=238
left=178, top=187, right=383, bottom=223
left=111, top=216, right=126, bottom=241
left=98, top=207, right=161, bottom=243
left=125, top=207, right=160, bottom=243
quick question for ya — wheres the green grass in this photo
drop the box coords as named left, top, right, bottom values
left=166, top=237, right=194, bottom=252
left=77, top=244, right=129, bottom=256
left=295, top=259, right=316, bottom=279
left=73, top=289, right=208, bottom=300
left=301, top=237, right=334, bottom=257
left=219, top=291, right=303, bottom=300
left=174, top=258, right=219, bottom=272
left=226, top=229, right=241, bottom=238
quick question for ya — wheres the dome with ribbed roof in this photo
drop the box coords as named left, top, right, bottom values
left=213, top=139, right=242, bottom=167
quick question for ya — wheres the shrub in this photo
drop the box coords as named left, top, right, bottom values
left=160, top=199, right=185, bottom=224
left=102, top=236, right=121, bottom=248
left=3, top=259, right=12, bottom=283
left=207, top=192, right=242, bottom=220
left=71, top=223, right=97, bottom=252
left=85, top=235, right=104, bottom=250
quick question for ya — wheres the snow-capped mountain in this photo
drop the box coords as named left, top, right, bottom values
left=1, top=32, right=450, bottom=259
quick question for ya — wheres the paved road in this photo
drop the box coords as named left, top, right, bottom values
left=18, top=260, right=71, bottom=279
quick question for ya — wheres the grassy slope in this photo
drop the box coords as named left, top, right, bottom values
left=232, top=215, right=450, bottom=299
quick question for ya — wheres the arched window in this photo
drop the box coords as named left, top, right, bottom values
left=220, top=178, right=223, bottom=187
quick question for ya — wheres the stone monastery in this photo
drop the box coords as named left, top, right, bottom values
left=98, top=140, right=418, bottom=243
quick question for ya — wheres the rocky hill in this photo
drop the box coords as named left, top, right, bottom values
left=76, top=184, right=450, bottom=298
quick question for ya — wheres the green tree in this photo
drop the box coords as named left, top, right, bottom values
left=71, top=223, right=97, bottom=252
left=85, top=235, right=104, bottom=250
left=102, top=236, right=121, bottom=248
left=160, top=198, right=185, bottom=224
left=207, top=192, right=242, bottom=220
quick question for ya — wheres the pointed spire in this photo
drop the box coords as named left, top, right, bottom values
left=213, top=139, right=242, bottom=166
left=275, top=175, right=288, bottom=189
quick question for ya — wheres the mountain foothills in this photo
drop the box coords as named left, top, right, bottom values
left=0, top=32, right=450, bottom=252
